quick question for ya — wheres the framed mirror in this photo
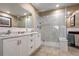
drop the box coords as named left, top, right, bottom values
left=70, top=15, right=75, bottom=27
left=0, top=16, right=11, bottom=27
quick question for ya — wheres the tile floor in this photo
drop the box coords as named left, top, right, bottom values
left=33, top=46, right=79, bottom=56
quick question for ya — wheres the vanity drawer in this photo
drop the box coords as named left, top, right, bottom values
left=28, top=43, right=36, bottom=54
left=29, top=34, right=38, bottom=39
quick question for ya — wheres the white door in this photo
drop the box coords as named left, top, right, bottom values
left=3, top=38, right=19, bottom=56
left=19, top=36, right=30, bottom=56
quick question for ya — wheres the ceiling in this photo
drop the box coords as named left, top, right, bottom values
left=0, top=3, right=30, bottom=16
left=0, top=3, right=78, bottom=16
left=32, top=3, right=78, bottom=12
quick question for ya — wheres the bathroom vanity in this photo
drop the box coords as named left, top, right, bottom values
left=0, top=32, right=41, bottom=56
left=67, top=28, right=79, bottom=47
left=0, top=9, right=41, bottom=56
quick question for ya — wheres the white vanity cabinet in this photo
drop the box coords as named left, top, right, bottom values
left=0, top=33, right=41, bottom=56
left=19, top=36, right=31, bottom=56
left=3, top=36, right=30, bottom=56
left=3, top=38, right=19, bottom=56
left=27, top=33, right=41, bottom=54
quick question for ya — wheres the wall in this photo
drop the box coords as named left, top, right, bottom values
left=0, top=12, right=17, bottom=27
left=0, top=3, right=40, bottom=32
left=75, top=12, right=79, bottom=28
left=39, top=9, right=67, bottom=47
left=66, top=4, right=79, bottom=28
left=66, top=4, right=79, bottom=18
left=20, top=4, right=40, bottom=31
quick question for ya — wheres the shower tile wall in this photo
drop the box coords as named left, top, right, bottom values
left=35, top=15, right=41, bottom=32
left=40, top=9, right=66, bottom=42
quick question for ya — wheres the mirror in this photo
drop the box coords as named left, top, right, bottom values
left=0, top=16, right=11, bottom=27
left=70, top=15, right=75, bottom=27
left=0, top=3, right=33, bottom=28
left=17, top=14, right=33, bottom=28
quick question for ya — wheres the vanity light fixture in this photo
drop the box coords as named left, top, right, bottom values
left=67, top=11, right=71, bottom=15
left=24, top=13, right=27, bottom=15
left=65, top=16, right=66, bottom=18
left=56, top=4, right=59, bottom=8
left=6, top=11, right=10, bottom=13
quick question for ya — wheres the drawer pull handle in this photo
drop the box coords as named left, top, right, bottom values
left=30, top=34, right=33, bottom=37
left=17, top=40, right=21, bottom=45
left=19, top=40, right=21, bottom=44
left=17, top=40, right=19, bottom=45
left=31, top=46, right=33, bottom=48
left=31, top=40, right=33, bottom=42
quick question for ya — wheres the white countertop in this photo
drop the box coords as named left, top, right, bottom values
left=0, top=32, right=39, bottom=40
left=67, top=28, right=79, bottom=32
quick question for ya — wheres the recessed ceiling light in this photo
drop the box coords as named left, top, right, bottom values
left=24, top=13, right=27, bottom=15
left=6, top=11, right=10, bottom=13
left=65, top=16, right=66, bottom=18
left=67, top=11, right=71, bottom=15
left=56, top=4, right=59, bottom=8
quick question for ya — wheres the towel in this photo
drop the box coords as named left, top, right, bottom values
left=75, top=34, right=79, bottom=46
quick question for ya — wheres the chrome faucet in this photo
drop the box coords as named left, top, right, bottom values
left=6, top=30, right=11, bottom=34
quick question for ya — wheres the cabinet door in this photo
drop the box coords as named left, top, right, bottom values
left=37, top=34, right=41, bottom=48
left=19, top=36, right=30, bottom=56
left=3, top=38, right=19, bottom=56
left=35, top=34, right=41, bottom=49
left=31, top=34, right=41, bottom=53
